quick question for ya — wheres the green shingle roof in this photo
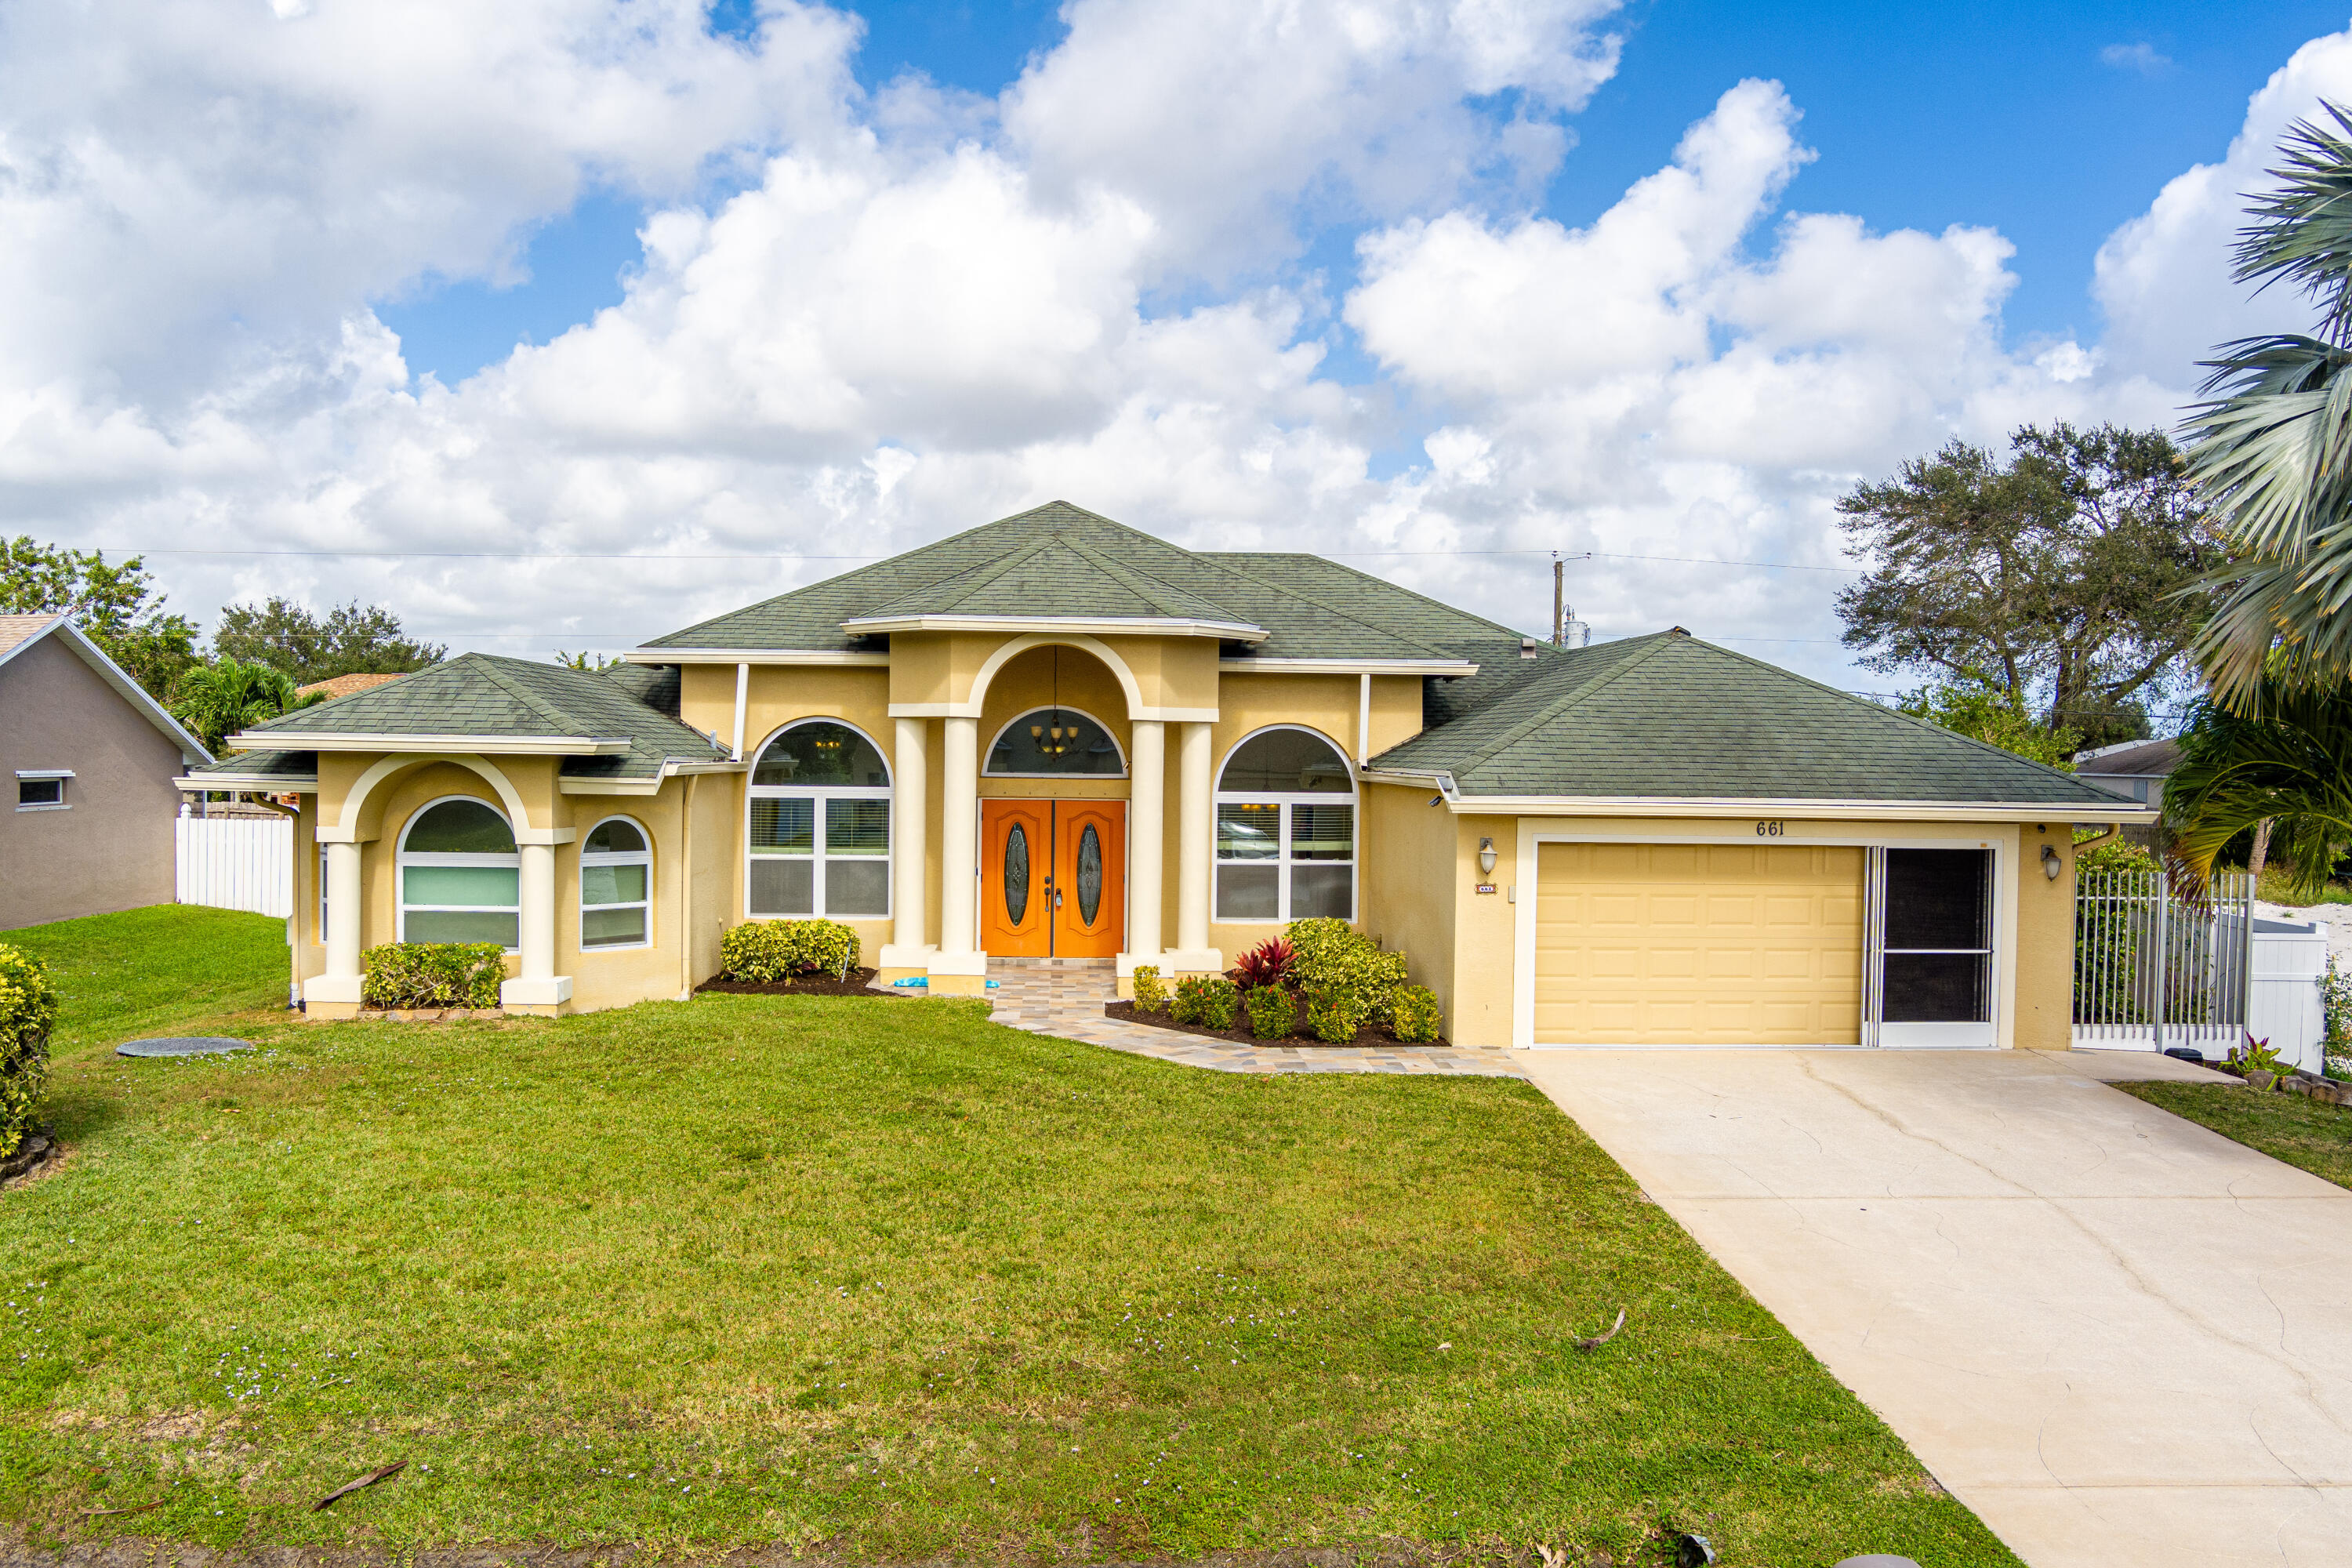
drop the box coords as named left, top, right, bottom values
left=1371, top=631, right=2143, bottom=807
left=186, top=748, right=318, bottom=781
left=642, top=501, right=1504, bottom=660
left=852, top=532, right=1249, bottom=625
left=205, top=653, right=729, bottom=781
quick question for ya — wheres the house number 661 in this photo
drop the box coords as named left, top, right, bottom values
left=1755, top=820, right=1784, bottom=837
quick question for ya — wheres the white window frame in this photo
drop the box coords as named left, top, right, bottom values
left=579, top=815, right=653, bottom=953
left=15, top=769, right=72, bottom=811
left=317, top=844, right=329, bottom=947
left=745, top=719, right=893, bottom=920
left=1212, top=724, right=1358, bottom=924
left=396, top=794, right=521, bottom=951
left=982, top=706, right=1128, bottom=778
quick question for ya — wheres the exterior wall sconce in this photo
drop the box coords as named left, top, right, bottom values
left=1478, top=837, right=1498, bottom=875
left=2041, top=843, right=2062, bottom=880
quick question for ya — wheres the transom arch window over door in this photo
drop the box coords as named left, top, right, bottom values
left=581, top=816, right=652, bottom=949
left=398, top=797, right=521, bottom=948
left=985, top=706, right=1127, bottom=776
left=1214, top=725, right=1356, bottom=922
left=747, top=720, right=891, bottom=919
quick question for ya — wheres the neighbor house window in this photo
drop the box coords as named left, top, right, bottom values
left=1214, top=726, right=1355, bottom=921
left=746, top=720, right=891, bottom=918
left=397, top=797, right=520, bottom=948
left=15, top=771, right=71, bottom=810
left=985, top=707, right=1126, bottom=775
left=580, top=816, right=652, bottom=949
left=317, top=845, right=329, bottom=946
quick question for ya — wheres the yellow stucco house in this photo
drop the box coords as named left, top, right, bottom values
left=184, top=502, right=2151, bottom=1049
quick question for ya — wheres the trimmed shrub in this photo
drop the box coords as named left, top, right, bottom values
left=0, top=944, right=58, bottom=1159
left=1244, top=984, right=1296, bottom=1040
left=1286, top=916, right=1409, bottom=1024
left=1301, top=985, right=1355, bottom=1044
left=1391, top=985, right=1443, bottom=1044
left=361, top=942, right=505, bottom=1010
left=1172, top=975, right=1239, bottom=1030
left=1130, top=964, right=1167, bottom=1014
left=720, top=919, right=861, bottom=982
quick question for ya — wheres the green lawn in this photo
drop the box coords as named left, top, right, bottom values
left=2118, top=1080, right=2352, bottom=1190
left=0, top=907, right=2012, bottom=1566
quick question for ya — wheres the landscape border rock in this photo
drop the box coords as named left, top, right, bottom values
left=0, top=1124, right=58, bottom=1182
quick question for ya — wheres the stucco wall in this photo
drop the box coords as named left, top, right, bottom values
left=0, top=632, right=187, bottom=930
left=2015, top=822, right=2075, bottom=1051
left=299, top=754, right=734, bottom=1014
left=1359, top=781, right=1459, bottom=1019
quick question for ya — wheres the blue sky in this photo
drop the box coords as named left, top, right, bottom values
left=380, top=0, right=2352, bottom=387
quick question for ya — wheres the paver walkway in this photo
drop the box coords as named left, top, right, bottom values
left=979, top=958, right=1523, bottom=1076
left=1519, top=1046, right=2352, bottom=1568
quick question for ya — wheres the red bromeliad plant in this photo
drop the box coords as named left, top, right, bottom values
left=1233, top=936, right=1295, bottom=989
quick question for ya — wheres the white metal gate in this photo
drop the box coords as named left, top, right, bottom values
left=2072, top=869, right=2254, bottom=1053
left=175, top=811, right=293, bottom=918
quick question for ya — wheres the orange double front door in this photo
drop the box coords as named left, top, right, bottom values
left=978, top=800, right=1125, bottom=958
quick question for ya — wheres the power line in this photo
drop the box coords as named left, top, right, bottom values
left=74, top=543, right=1865, bottom=572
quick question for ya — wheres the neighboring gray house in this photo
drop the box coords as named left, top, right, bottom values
left=2074, top=738, right=2179, bottom=808
left=2074, top=738, right=2179, bottom=847
left=0, top=614, right=212, bottom=931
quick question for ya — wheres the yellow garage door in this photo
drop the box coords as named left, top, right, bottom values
left=1535, top=842, right=1864, bottom=1045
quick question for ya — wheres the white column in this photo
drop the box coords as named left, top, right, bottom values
left=1170, top=720, right=1218, bottom=971
left=882, top=717, right=931, bottom=967
left=501, top=836, right=573, bottom=1010
left=308, top=836, right=365, bottom=1005
left=936, top=715, right=981, bottom=966
left=1122, top=719, right=1165, bottom=968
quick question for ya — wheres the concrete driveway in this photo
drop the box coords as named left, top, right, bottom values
left=1519, top=1047, right=2352, bottom=1568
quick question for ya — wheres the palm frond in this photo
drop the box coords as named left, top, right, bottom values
left=2234, top=101, right=2352, bottom=343
left=2162, top=677, right=2352, bottom=900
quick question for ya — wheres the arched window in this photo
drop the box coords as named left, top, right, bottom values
left=747, top=720, right=891, bottom=918
left=985, top=706, right=1126, bottom=775
left=581, top=816, right=652, bottom=949
left=399, top=797, right=520, bottom=948
left=1214, top=726, right=1355, bottom=922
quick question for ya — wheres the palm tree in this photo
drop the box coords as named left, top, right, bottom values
left=2161, top=674, right=2352, bottom=900
left=170, top=655, right=314, bottom=755
left=2186, top=103, right=2352, bottom=703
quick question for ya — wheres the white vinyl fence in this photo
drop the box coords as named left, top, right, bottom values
left=175, top=810, right=293, bottom=919
left=2073, top=868, right=2329, bottom=1072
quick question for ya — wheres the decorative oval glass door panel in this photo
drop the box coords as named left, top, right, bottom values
left=1004, top=825, right=1031, bottom=924
left=1076, top=825, right=1102, bottom=925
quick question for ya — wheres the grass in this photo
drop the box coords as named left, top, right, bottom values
left=2254, top=869, right=2352, bottom=907
left=2117, top=1080, right=2352, bottom=1191
left=0, top=908, right=2014, bottom=1566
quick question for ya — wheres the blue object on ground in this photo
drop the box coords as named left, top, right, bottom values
left=116, top=1036, right=253, bottom=1058
left=892, top=977, right=927, bottom=988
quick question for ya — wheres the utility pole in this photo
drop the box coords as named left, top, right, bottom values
left=1552, top=553, right=1564, bottom=646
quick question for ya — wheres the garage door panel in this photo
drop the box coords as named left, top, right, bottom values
left=1534, top=841, right=1864, bottom=1046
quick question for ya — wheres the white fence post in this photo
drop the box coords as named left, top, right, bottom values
left=175, top=815, right=293, bottom=919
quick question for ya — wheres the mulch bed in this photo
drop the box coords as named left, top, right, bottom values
left=1104, top=1000, right=1450, bottom=1051
left=695, top=967, right=896, bottom=998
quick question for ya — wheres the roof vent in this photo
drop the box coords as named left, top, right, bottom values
left=1519, top=637, right=1541, bottom=659
left=1668, top=626, right=1690, bottom=637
